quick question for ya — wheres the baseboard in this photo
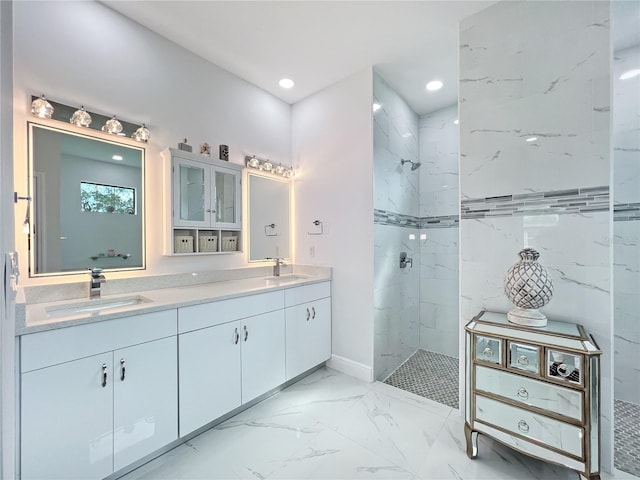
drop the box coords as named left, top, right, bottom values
left=326, top=354, right=373, bottom=382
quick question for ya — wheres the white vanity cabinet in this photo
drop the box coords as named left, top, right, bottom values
left=465, top=311, right=601, bottom=480
left=177, top=291, right=286, bottom=437
left=20, top=310, right=178, bottom=480
left=165, top=148, right=243, bottom=255
left=284, top=282, right=332, bottom=380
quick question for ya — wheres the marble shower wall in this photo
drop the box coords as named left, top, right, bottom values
left=613, top=44, right=640, bottom=405
left=373, top=71, right=420, bottom=380
left=418, top=105, right=459, bottom=358
left=460, top=0, right=613, bottom=471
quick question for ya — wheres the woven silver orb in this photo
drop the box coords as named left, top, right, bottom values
left=504, top=248, right=553, bottom=327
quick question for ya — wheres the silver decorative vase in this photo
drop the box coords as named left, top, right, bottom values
left=504, top=248, right=553, bottom=327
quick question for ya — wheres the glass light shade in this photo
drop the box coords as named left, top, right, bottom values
left=70, top=106, right=92, bottom=127
left=248, top=156, right=260, bottom=168
left=31, top=95, right=54, bottom=119
left=274, top=164, right=285, bottom=175
left=132, top=124, right=151, bottom=142
left=102, top=116, right=123, bottom=135
left=262, top=160, right=273, bottom=172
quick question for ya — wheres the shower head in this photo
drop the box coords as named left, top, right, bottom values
left=400, top=159, right=422, bottom=171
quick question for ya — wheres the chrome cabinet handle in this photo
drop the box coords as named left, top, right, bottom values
left=557, top=363, right=571, bottom=377
left=306, top=308, right=310, bottom=321
left=517, top=420, right=530, bottom=433
left=517, top=387, right=529, bottom=399
left=234, top=328, right=240, bottom=344
left=244, top=325, right=248, bottom=342
left=102, top=363, right=108, bottom=388
left=312, top=307, right=316, bottom=319
left=483, top=347, right=493, bottom=359
left=517, top=355, right=529, bottom=365
left=120, top=358, right=126, bottom=381
left=206, top=208, right=212, bottom=213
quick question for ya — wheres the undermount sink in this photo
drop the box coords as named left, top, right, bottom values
left=45, top=295, right=152, bottom=319
left=263, top=274, right=310, bottom=285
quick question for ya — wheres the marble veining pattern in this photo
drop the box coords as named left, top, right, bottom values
left=120, top=368, right=637, bottom=480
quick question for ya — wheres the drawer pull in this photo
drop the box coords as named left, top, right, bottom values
left=120, top=358, right=126, bottom=381
left=483, top=347, right=493, bottom=359
left=557, top=363, right=571, bottom=377
left=517, top=355, right=529, bottom=366
left=517, top=420, right=530, bottom=433
left=101, top=363, right=108, bottom=388
left=517, top=387, right=529, bottom=399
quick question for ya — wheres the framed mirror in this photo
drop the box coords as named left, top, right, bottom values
left=247, top=172, right=291, bottom=261
left=28, top=122, right=145, bottom=276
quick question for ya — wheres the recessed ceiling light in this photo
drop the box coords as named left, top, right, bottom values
left=620, top=68, right=640, bottom=80
left=372, top=103, right=381, bottom=112
left=279, top=78, right=295, bottom=89
left=525, top=137, right=538, bottom=142
left=426, top=80, right=443, bottom=91
left=112, top=154, right=123, bottom=161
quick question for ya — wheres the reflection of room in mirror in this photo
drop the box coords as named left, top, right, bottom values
left=248, top=173, right=291, bottom=262
left=28, top=122, right=145, bottom=276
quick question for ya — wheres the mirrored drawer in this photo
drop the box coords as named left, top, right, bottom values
left=546, top=349, right=582, bottom=386
left=509, top=342, right=539, bottom=374
left=475, top=394, right=583, bottom=457
left=475, top=335, right=502, bottom=365
left=475, top=365, right=583, bottom=421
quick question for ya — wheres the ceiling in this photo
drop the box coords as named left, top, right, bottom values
left=102, top=1, right=496, bottom=116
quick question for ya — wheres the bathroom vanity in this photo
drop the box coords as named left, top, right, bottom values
left=465, top=311, right=601, bottom=480
left=17, top=270, right=331, bottom=480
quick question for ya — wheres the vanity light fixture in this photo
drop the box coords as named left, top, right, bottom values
left=620, top=68, right=640, bottom=80
left=279, top=78, right=295, bottom=89
left=425, top=80, right=443, bottom=91
left=132, top=124, right=151, bottom=143
left=102, top=115, right=123, bottom=135
left=31, top=95, right=54, bottom=119
left=245, top=155, right=294, bottom=178
left=70, top=106, right=92, bottom=127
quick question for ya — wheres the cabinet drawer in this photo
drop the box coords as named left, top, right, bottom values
left=21, top=310, right=177, bottom=373
left=475, top=394, right=583, bottom=457
left=475, top=365, right=582, bottom=421
left=546, top=349, right=583, bottom=386
left=475, top=335, right=502, bottom=365
left=508, top=341, right=539, bottom=374
left=284, top=282, right=331, bottom=307
left=178, top=291, right=284, bottom=333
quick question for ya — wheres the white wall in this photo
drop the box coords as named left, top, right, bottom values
left=460, top=0, right=613, bottom=471
left=0, top=1, right=15, bottom=477
left=12, top=0, right=291, bottom=285
left=292, top=68, right=374, bottom=381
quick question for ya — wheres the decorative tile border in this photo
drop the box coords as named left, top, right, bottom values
left=374, top=209, right=459, bottom=229
left=461, top=186, right=609, bottom=219
left=614, top=203, right=640, bottom=222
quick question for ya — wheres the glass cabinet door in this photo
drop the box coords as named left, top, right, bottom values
left=173, top=158, right=210, bottom=227
left=213, top=167, right=241, bottom=228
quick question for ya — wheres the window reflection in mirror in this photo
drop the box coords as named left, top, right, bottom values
left=247, top=173, right=291, bottom=262
left=28, top=122, right=145, bottom=276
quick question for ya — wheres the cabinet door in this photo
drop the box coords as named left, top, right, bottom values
left=173, top=157, right=211, bottom=227
left=113, top=336, right=178, bottom=472
left=241, top=310, right=286, bottom=403
left=21, top=352, right=114, bottom=480
left=179, top=321, right=242, bottom=436
left=285, top=297, right=332, bottom=379
left=212, top=166, right=241, bottom=229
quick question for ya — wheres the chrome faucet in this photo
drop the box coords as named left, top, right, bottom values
left=89, top=267, right=106, bottom=298
left=267, top=257, right=286, bottom=277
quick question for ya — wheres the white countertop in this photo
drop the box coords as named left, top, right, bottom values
left=17, top=271, right=331, bottom=336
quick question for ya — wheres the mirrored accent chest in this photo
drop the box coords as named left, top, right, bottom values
left=465, top=310, right=601, bottom=480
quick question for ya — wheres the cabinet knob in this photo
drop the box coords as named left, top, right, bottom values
left=517, top=355, right=529, bottom=366
left=120, top=358, right=126, bottom=381
left=101, top=363, right=108, bottom=388
left=483, top=347, right=493, bottom=359
left=517, top=387, right=529, bottom=399
left=517, top=420, right=530, bottom=433
left=557, top=363, right=571, bottom=377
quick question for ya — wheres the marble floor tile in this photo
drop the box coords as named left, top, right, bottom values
left=121, top=367, right=638, bottom=480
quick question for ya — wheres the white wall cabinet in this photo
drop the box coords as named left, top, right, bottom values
left=20, top=310, right=177, bottom=480
left=165, top=148, right=243, bottom=255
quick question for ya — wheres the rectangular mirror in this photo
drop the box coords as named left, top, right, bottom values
left=247, top=172, right=290, bottom=261
left=28, top=122, right=145, bottom=276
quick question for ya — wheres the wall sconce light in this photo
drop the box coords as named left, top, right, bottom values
left=31, top=95, right=54, bottom=119
left=70, top=106, right=92, bottom=127
left=132, top=124, right=151, bottom=142
left=102, top=115, right=123, bottom=135
left=245, top=155, right=294, bottom=178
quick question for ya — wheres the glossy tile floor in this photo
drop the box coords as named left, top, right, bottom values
left=121, top=368, right=638, bottom=480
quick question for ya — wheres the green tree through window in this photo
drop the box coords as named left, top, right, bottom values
left=81, top=182, right=135, bottom=214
